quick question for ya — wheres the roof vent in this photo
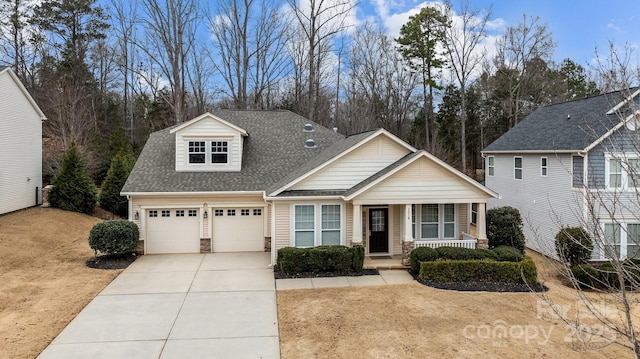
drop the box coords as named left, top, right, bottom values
left=567, top=114, right=571, bottom=120
left=304, top=123, right=314, bottom=132
left=333, top=127, right=338, bottom=133
left=305, top=139, right=317, bottom=148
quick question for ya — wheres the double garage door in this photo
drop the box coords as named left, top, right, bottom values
left=145, top=207, right=264, bottom=254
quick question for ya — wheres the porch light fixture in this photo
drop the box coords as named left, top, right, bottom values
left=134, top=211, right=139, bottom=220
left=203, top=211, right=208, bottom=219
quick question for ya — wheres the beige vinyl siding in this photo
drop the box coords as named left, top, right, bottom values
left=292, top=135, right=410, bottom=190
left=392, top=205, right=402, bottom=254
left=458, top=203, right=468, bottom=235
left=355, top=156, right=489, bottom=204
left=274, top=201, right=291, bottom=252
left=0, top=71, right=43, bottom=215
left=174, top=116, right=243, bottom=172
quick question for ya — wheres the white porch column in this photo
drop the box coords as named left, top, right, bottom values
left=352, top=204, right=363, bottom=245
left=476, top=202, right=488, bottom=248
left=403, top=204, right=413, bottom=241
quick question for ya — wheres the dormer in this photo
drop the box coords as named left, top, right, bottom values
left=170, top=112, right=247, bottom=172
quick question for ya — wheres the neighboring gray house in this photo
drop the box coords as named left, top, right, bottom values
left=122, top=110, right=498, bottom=264
left=0, top=67, right=47, bottom=215
left=483, top=89, right=640, bottom=260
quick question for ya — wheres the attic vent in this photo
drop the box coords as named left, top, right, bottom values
left=303, top=123, right=314, bottom=132
left=305, top=139, right=317, bottom=148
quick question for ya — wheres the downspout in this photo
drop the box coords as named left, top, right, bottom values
left=270, top=202, right=276, bottom=266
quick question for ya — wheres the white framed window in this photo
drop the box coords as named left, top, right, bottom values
left=487, top=156, right=495, bottom=176
left=471, top=203, right=478, bottom=225
left=149, top=210, right=158, bottom=217
left=214, top=209, right=224, bottom=216
left=411, top=204, right=416, bottom=238
left=294, top=205, right=315, bottom=247
left=253, top=209, right=262, bottom=216
left=227, top=209, right=236, bottom=216
left=241, top=209, right=250, bottom=216
left=414, top=204, right=457, bottom=240
left=188, top=209, right=197, bottom=217
left=602, top=221, right=640, bottom=259
left=211, top=141, right=228, bottom=163
left=293, top=203, right=343, bottom=247
left=321, top=204, right=341, bottom=245
left=176, top=210, right=185, bottom=217
left=514, top=156, right=523, bottom=180
left=605, top=154, right=640, bottom=189
left=541, top=157, right=548, bottom=176
left=188, top=141, right=206, bottom=164
left=421, top=204, right=439, bottom=239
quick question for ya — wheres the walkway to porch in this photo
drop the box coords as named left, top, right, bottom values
left=363, top=255, right=408, bottom=270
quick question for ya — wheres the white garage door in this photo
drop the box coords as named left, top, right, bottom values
left=212, top=208, right=264, bottom=252
left=146, top=209, right=200, bottom=254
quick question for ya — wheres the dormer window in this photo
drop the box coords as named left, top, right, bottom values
left=188, top=140, right=229, bottom=165
left=211, top=141, right=228, bottom=163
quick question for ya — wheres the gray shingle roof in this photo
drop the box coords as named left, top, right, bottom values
left=483, top=90, right=636, bottom=153
left=122, top=110, right=368, bottom=193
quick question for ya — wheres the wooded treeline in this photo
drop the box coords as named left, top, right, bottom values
left=0, top=0, right=604, bottom=182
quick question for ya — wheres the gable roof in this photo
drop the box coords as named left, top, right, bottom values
left=169, top=112, right=248, bottom=136
left=483, top=89, right=638, bottom=153
left=0, top=67, right=47, bottom=121
left=122, top=110, right=345, bottom=194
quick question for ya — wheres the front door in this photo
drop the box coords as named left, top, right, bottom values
left=369, top=208, right=388, bottom=253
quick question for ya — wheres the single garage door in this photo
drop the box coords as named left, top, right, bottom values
left=212, top=208, right=264, bottom=252
left=146, top=209, right=200, bottom=254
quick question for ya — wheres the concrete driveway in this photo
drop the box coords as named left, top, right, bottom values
left=38, top=252, right=280, bottom=359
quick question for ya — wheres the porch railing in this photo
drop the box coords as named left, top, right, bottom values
left=414, top=237, right=477, bottom=249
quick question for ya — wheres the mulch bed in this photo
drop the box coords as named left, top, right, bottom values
left=274, top=268, right=379, bottom=279
left=86, top=253, right=138, bottom=270
left=409, top=271, right=548, bottom=292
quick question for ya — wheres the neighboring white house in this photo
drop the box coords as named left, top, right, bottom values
left=122, top=110, right=498, bottom=264
left=483, top=88, right=640, bottom=260
left=0, top=67, right=46, bottom=215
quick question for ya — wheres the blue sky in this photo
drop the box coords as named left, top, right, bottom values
left=362, top=0, right=640, bottom=67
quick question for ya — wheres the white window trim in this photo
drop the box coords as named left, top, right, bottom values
left=291, top=203, right=344, bottom=247
left=514, top=156, right=523, bottom=180
left=605, top=153, right=640, bottom=190
left=540, top=156, right=548, bottom=177
left=186, top=139, right=230, bottom=166
left=600, top=220, right=640, bottom=259
left=487, top=156, right=495, bottom=177
left=414, top=204, right=457, bottom=241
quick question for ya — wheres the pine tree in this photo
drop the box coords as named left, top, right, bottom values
left=49, top=142, right=98, bottom=214
left=99, top=151, right=135, bottom=217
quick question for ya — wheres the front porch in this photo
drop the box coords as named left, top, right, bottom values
left=352, top=203, right=489, bottom=266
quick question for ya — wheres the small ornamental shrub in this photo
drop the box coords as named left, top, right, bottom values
left=419, top=256, right=537, bottom=284
left=597, top=261, right=640, bottom=289
left=571, top=264, right=600, bottom=289
left=276, top=246, right=357, bottom=274
left=555, top=227, right=593, bottom=266
left=99, top=151, right=136, bottom=217
left=49, top=142, right=98, bottom=214
left=88, top=220, right=139, bottom=255
left=410, top=247, right=439, bottom=273
left=486, top=206, right=526, bottom=252
left=492, top=245, right=524, bottom=262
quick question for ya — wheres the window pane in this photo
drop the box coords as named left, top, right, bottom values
left=443, top=204, right=455, bottom=222
left=411, top=204, right=416, bottom=238
left=444, top=223, right=455, bottom=238
left=295, top=231, right=314, bottom=247
left=628, top=224, right=640, bottom=258
left=295, top=205, right=314, bottom=230
left=488, top=157, right=494, bottom=166
left=421, top=204, right=438, bottom=222
left=321, top=205, right=340, bottom=229
left=610, top=159, right=622, bottom=187
left=604, top=223, right=621, bottom=258
left=189, top=141, right=206, bottom=164
left=515, top=157, right=522, bottom=168
left=321, top=230, right=340, bottom=245
left=515, top=168, right=523, bottom=180
left=422, top=224, right=438, bottom=239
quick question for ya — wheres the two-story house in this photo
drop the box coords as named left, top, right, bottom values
left=483, top=89, right=640, bottom=260
left=122, top=110, right=498, bottom=264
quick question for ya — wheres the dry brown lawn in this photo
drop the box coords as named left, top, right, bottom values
left=0, top=207, right=122, bottom=359
left=278, top=251, right=639, bottom=358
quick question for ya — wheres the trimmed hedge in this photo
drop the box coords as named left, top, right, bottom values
left=88, top=220, right=139, bottom=255
left=487, top=206, right=526, bottom=252
left=493, top=245, right=524, bottom=262
left=277, top=245, right=364, bottom=274
left=410, top=247, right=439, bottom=273
left=419, top=256, right=537, bottom=284
left=435, top=246, right=498, bottom=261
left=571, top=264, right=600, bottom=289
